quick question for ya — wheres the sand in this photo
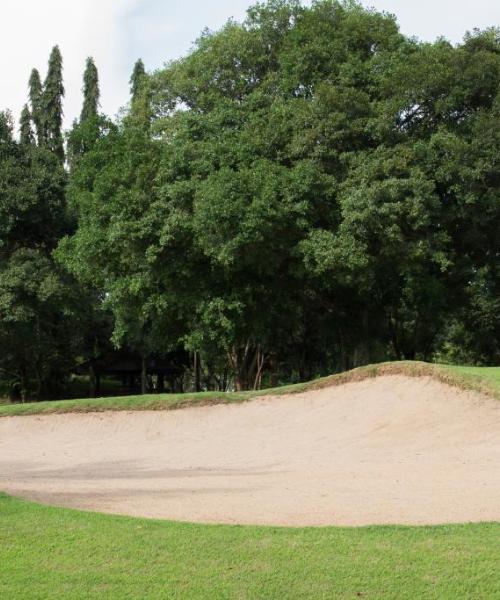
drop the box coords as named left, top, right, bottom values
left=1, top=375, right=499, bottom=526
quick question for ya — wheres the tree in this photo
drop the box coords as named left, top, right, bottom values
left=59, top=116, right=182, bottom=394
left=42, top=45, right=65, bottom=160
left=81, top=57, right=100, bottom=122
left=59, top=0, right=500, bottom=396
left=130, top=59, right=146, bottom=103
left=67, top=58, right=107, bottom=167
left=0, top=117, right=81, bottom=400
left=19, top=105, right=34, bottom=145
left=28, top=68, right=44, bottom=145
left=0, top=249, right=81, bottom=401
left=0, top=110, right=14, bottom=142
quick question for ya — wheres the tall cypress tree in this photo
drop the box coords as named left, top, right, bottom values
left=42, top=45, right=65, bottom=161
left=129, top=58, right=152, bottom=131
left=28, top=68, right=44, bottom=145
left=130, top=59, right=146, bottom=103
left=81, top=57, right=100, bottom=122
left=19, top=105, right=34, bottom=145
left=67, top=58, right=102, bottom=168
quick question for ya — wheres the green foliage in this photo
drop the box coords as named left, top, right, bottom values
left=130, top=58, right=146, bottom=103
left=28, top=68, right=43, bottom=145
left=0, top=129, right=79, bottom=400
left=67, top=58, right=102, bottom=166
left=42, top=45, right=65, bottom=160
left=0, top=111, right=14, bottom=142
left=60, top=113, right=172, bottom=362
left=66, top=114, right=112, bottom=170
left=0, top=249, right=79, bottom=400
left=80, top=57, right=100, bottom=122
left=2, top=2, right=499, bottom=397
left=60, top=0, right=500, bottom=390
left=18, top=105, right=34, bottom=145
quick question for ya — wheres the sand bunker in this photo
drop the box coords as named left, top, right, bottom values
left=1, top=375, right=500, bottom=526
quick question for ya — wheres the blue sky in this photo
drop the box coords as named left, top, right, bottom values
left=2, top=0, right=499, bottom=130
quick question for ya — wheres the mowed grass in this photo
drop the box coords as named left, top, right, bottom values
left=1, top=494, right=499, bottom=600
left=1, top=360, right=499, bottom=418
left=444, top=365, right=500, bottom=393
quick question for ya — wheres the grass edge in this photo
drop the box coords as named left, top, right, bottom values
left=0, top=360, right=497, bottom=418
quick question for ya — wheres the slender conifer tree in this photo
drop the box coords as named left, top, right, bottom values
left=28, top=68, right=44, bottom=145
left=81, top=57, right=100, bottom=122
left=19, top=104, right=34, bottom=145
left=42, top=45, right=65, bottom=160
left=130, top=59, right=146, bottom=103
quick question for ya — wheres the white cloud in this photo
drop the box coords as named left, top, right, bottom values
left=2, top=0, right=138, bottom=130
left=79, top=0, right=139, bottom=120
left=361, top=0, right=500, bottom=44
left=1, top=0, right=255, bottom=132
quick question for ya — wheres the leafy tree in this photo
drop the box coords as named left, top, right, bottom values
left=59, top=107, right=175, bottom=394
left=0, top=249, right=80, bottom=401
left=59, top=1, right=500, bottom=395
left=0, top=115, right=79, bottom=400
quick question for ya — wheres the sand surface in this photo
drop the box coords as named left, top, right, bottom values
left=1, top=375, right=500, bottom=526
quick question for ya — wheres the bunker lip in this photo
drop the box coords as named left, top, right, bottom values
left=1, top=374, right=499, bottom=527
left=1, top=360, right=498, bottom=419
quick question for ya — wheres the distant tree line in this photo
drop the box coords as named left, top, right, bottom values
left=1, top=0, right=499, bottom=400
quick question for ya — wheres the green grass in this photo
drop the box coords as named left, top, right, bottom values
left=1, top=360, right=499, bottom=418
left=1, top=493, right=499, bottom=599
left=443, top=365, right=500, bottom=393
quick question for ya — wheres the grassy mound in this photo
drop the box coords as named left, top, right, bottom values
left=0, top=361, right=498, bottom=418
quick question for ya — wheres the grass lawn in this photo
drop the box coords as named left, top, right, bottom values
left=443, top=365, right=500, bottom=393
left=1, top=493, right=499, bottom=599
left=1, top=360, right=499, bottom=418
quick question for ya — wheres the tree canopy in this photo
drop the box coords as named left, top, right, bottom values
left=1, top=1, right=499, bottom=400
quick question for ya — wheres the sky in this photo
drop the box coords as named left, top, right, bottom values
left=2, top=0, right=499, bottom=130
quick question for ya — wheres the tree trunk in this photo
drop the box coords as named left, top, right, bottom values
left=234, top=371, right=246, bottom=392
left=253, top=346, right=265, bottom=390
left=194, top=351, right=201, bottom=392
left=89, top=363, right=97, bottom=398
left=141, top=355, right=147, bottom=395
left=20, top=373, right=27, bottom=404
left=269, top=355, right=279, bottom=388
left=230, top=342, right=263, bottom=391
left=388, top=313, right=403, bottom=360
left=222, top=367, right=228, bottom=392
left=158, top=373, right=165, bottom=393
